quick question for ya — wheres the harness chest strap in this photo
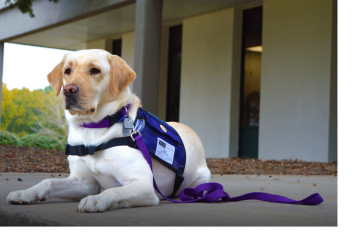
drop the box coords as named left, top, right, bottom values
left=65, top=135, right=184, bottom=198
left=65, top=136, right=136, bottom=156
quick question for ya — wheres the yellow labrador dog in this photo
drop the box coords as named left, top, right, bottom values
left=6, top=49, right=211, bottom=212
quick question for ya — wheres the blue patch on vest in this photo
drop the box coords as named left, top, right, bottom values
left=134, top=108, right=186, bottom=177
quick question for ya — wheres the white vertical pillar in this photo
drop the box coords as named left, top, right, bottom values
left=133, top=0, right=162, bottom=114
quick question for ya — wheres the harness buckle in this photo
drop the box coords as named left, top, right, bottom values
left=87, top=146, right=97, bottom=155
left=130, top=130, right=141, bottom=142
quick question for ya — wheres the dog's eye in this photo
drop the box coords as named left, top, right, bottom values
left=64, top=68, right=72, bottom=75
left=89, top=68, right=101, bottom=75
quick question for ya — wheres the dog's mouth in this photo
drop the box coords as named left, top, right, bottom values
left=65, top=95, right=78, bottom=110
left=67, top=106, right=96, bottom=115
left=65, top=97, right=96, bottom=115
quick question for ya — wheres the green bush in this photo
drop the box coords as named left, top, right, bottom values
left=20, top=134, right=64, bottom=150
left=0, top=130, right=20, bottom=145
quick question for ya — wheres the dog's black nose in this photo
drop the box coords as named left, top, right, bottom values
left=64, top=84, right=79, bottom=95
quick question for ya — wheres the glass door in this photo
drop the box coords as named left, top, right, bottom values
left=239, top=6, right=263, bottom=158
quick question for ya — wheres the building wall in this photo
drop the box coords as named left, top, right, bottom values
left=80, top=1, right=336, bottom=162
left=86, top=39, right=107, bottom=50
left=329, top=0, right=337, bottom=162
left=259, top=0, right=336, bottom=162
left=121, top=32, right=135, bottom=68
left=180, top=8, right=235, bottom=158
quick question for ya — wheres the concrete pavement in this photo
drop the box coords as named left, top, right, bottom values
left=0, top=173, right=337, bottom=226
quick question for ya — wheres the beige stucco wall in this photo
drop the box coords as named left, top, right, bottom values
left=86, top=38, right=108, bottom=50
left=121, top=32, right=135, bottom=68
left=180, top=8, right=235, bottom=158
left=259, top=0, right=336, bottom=162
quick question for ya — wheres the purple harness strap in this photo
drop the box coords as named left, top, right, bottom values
left=134, top=133, right=324, bottom=205
left=82, top=104, right=131, bottom=128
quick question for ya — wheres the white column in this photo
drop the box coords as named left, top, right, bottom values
left=133, top=0, right=162, bottom=114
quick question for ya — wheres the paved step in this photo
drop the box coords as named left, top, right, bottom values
left=0, top=173, right=337, bottom=226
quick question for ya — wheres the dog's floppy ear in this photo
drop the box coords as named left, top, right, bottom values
left=47, top=60, right=64, bottom=96
left=109, top=55, right=136, bottom=97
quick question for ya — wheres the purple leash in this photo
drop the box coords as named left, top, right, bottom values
left=133, top=133, right=324, bottom=205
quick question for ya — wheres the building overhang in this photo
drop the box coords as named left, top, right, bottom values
left=0, top=0, right=259, bottom=50
left=0, top=0, right=134, bottom=42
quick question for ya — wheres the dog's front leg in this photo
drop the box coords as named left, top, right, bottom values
left=78, top=180, right=159, bottom=212
left=7, top=176, right=100, bottom=204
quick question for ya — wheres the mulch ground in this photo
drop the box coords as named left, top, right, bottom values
left=0, top=145, right=337, bottom=175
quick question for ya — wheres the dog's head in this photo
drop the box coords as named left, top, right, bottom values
left=47, top=49, right=136, bottom=115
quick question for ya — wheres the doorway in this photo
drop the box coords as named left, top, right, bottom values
left=166, top=25, right=182, bottom=122
left=238, top=6, right=263, bottom=158
left=112, top=39, right=122, bottom=56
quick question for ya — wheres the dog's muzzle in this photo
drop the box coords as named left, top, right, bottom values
left=63, top=84, right=80, bottom=109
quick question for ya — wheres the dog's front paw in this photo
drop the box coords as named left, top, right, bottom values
left=78, top=194, right=111, bottom=213
left=7, top=189, right=38, bottom=204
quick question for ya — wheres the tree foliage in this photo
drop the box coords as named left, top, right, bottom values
left=1, top=84, right=67, bottom=143
left=5, top=0, right=59, bottom=17
left=20, top=133, right=64, bottom=150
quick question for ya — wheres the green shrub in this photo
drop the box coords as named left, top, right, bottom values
left=20, top=134, right=64, bottom=151
left=0, top=130, right=20, bottom=145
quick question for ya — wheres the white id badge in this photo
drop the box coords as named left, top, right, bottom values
left=155, top=138, right=175, bottom=164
